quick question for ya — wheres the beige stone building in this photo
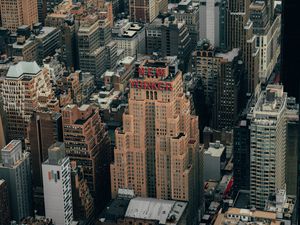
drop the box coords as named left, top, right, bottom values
left=110, top=58, right=201, bottom=221
left=0, top=61, right=56, bottom=140
left=0, top=0, right=38, bottom=31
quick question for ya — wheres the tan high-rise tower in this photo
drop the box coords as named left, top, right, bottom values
left=110, top=57, right=201, bottom=222
left=0, top=0, right=38, bottom=31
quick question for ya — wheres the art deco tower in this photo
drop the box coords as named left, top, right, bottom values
left=111, top=57, right=201, bottom=221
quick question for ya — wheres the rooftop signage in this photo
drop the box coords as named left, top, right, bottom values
left=138, top=66, right=167, bottom=78
left=130, top=80, right=173, bottom=91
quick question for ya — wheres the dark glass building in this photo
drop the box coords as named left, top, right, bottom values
left=281, top=0, right=300, bottom=102
left=233, top=119, right=250, bottom=193
left=281, top=1, right=300, bottom=220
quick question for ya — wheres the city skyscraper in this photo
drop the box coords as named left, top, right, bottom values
left=248, top=85, right=291, bottom=209
left=42, top=142, right=73, bottom=225
left=0, top=179, right=10, bottom=225
left=228, top=0, right=259, bottom=94
left=171, top=0, right=200, bottom=49
left=62, top=104, right=111, bottom=210
left=129, top=0, right=156, bottom=23
left=192, top=42, right=244, bottom=129
left=281, top=0, right=300, bottom=102
left=0, top=0, right=38, bottom=31
left=199, top=0, right=228, bottom=48
left=77, top=15, right=106, bottom=86
left=0, top=140, right=32, bottom=222
left=249, top=0, right=281, bottom=83
left=28, top=110, right=63, bottom=214
left=0, top=61, right=56, bottom=141
left=213, top=48, right=243, bottom=129
left=146, top=15, right=192, bottom=70
left=285, top=97, right=299, bottom=196
left=110, top=57, right=201, bottom=222
left=233, top=118, right=250, bottom=192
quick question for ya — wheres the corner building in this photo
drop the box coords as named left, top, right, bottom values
left=111, top=58, right=201, bottom=222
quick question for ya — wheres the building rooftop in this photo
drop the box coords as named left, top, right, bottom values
left=214, top=207, right=281, bottom=225
left=1, top=140, right=21, bottom=153
left=6, top=61, right=41, bottom=79
left=125, top=197, right=187, bottom=225
left=35, top=27, right=58, bottom=40
left=233, top=190, right=250, bottom=209
left=216, top=48, right=240, bottom=62
left=205, top=141, right=225, bottom=157
left=119, top=56, right=135, bottom=65
left=265, top=189, right=296, bottom=221
left=99, top=198, right=131, bottom=223
left=250, top=85, right=287, bottom=124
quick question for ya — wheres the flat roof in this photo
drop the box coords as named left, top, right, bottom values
left=125, top=197, right=187, bottom=224
left=1, top=140, right=21, bottom=152
left=216, top=48, right=240, bottom=62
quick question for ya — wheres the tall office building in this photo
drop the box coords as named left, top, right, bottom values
left=192, top=41, right=218, bottom=108
left=28, top=110, right=63, bottom=214
left=129, top=0, right=156, bottom=23
left=171, top=0, right=200, bottom=49
left=228, top=0, right=259, bottom=94
left=37, top=0, right=47, bottom=24
left=146, top=15, right=192, bottom=71
left=213, top=48, right=243, bottom=129
left=110, top=57, right=201, bottom=222
left=250, top=1, right=281, bottom=82
left=62, top=104, right=111, bottom=210
left=0, top=0, right=38, bottom=31
left=233, top=119, right=250, bottom=192
left=71, top=164, right=94, bottom=223
left=77, top=16, right=106, bottom=86
left=45, top=10, right=77, bottom=70
left=0, top=140, right=32, bottom=222
left=281, top=0, right=300, bottom=102
left=192, top=42, right=244, bottom=129
left=199, top=0, right=228, bottom=48
left=248, top=85, right=289, bottom=209
left=0, top=61, right=56, bottom=141
left=262, top=0, right=300, bottom=216
left=42, top=142, right=73, bottom=225
left=0, top=179, right=10, bottom=225
left=285, top=97, right=299, bottom=196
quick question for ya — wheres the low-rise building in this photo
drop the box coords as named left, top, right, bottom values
left=112, top=19, right=145, bottom=57
left=204, top=141, right=226, bottom=181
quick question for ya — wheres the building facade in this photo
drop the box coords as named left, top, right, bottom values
left=0, top=61, right=56, bottom=140
left=110, top=57, right=201, bottom=222
left=129, top=0, right=156, bottom=23
left=233, top=119, right=250, bottom=192
left=250, top=1, right=281, bottom=82
left=228, top=0, right=259, bottom=94
left=171, top=0, right=200, bottom=49
left=42, top=142, right=73, bottom=225
left=146, top=15, right=192, bottom=71
left=0, top=0, right=38, bottom=31
left=199, top=0, right=228, bottom=48
left=248, top=85, right=289, bottom=209
left=0, top=140, right=32, bottom=222
left=0, top=179, right=10, bottom=225
left=62, top=104, right=111, bottom=210
left=213, top=48, right=243, bottom=129
left=28, top=110, right=63, bottom=214
left=77, top=16, right=106, bottom=85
